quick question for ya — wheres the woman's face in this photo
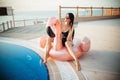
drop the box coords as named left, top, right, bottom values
left=64, top=14, right=70, bottom=25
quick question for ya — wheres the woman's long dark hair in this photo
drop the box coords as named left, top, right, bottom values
left=67, top=13, right=74, bottom=27
left=67, top=13, right=75, bottom=40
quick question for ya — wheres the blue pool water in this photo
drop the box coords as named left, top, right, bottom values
left=0, top=42, right=49, bottom=80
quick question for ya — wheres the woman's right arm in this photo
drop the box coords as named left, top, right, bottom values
left=67, top=27, right=74, bottom=41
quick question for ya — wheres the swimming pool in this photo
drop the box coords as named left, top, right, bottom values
left=0, top=42, right=49, bottom=80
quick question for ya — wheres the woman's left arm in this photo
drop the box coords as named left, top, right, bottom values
left=67, top=27, right=74, bottom=41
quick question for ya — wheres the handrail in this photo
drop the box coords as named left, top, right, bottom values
left=59, top=5, right=120, bottom=20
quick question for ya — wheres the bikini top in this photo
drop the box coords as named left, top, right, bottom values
left=62, top=30, right=69, bottom=38
left=62, top=29, right=74, bottom=39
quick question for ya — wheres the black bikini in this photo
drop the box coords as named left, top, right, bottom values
left=62, top=30, right=74, bottom=46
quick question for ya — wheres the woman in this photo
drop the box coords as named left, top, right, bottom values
left=43, top=13, right=80, bottom=71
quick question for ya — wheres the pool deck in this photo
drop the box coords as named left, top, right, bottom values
left=0, top=19, right=120, bottom=80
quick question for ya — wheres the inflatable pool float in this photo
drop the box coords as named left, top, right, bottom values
left=39, top=17, right=90, bottom=61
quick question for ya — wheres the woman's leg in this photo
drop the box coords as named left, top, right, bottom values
left=65, top=41, right=80, bottom=71
left=43, top=37, right=53, bottom=63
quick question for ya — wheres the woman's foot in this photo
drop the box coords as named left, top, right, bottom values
left=43, top=58, right=47, bottom=63
left=75, top=61, right=81, bottom=71
left=43, top=55, right=48, bottom=63
left=43, top=54, right=49, bottom=63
